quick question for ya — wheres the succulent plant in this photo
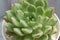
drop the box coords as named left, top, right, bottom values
left=4, top=0, right=58, bottom=40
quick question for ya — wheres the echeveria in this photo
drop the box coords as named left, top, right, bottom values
left=4, top=0, right=58, bottom=40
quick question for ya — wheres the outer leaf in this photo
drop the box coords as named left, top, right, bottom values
left=38, top=34, right=48, bottom=40
left=11, top=3, right=22, bottom=10
left=44, top=7, right=55, bottom=18
left=6, top=10, right=13, bottom=22
left=32, top=30, right=43, bottom=38
left=47, top=17, right=58, bottom=26
left=50, top=26, right=57, bottom=35
left=5, top=23, right=14, bottom=32
left=13, top=28, right=24, bottom=36
left=11, top=3, right=22, bottom=15
left=3, top=16, right=9, bottom=22
left=39, top=16, right=49, bottom=26
left=42, top=25, right=52, bottom=34
left=11, top=17, right=21, bottom=27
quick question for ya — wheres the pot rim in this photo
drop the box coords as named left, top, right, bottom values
left=2, top=13, right=60, bottom=40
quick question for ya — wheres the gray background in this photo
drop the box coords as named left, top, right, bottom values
left=0, top=0, right=60, bottom=40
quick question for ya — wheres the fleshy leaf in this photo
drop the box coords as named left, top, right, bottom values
left=33, top=23, right=42, bottom=30
left=3, top=16, right=9, bottom=22
left=36, top=6, right=44, bottom=15
left=11, top=3, right=22, bottom=10
left=44, top=7, right=55, bottom=18
left=22, top=1, right=30, bottom=11
left=47, top=17, right=58, bottom=26
left=32, top=30, right=43, bottom=38
left=38, top=34, right=48, bottom=40
left=39, top=16, right=49, bottom=26
left=16, top=10, right=24, bottom=20
left=42, top=25, right=52, bottom=34
left=27, top=5, right=36, bottom=12
left=5, top=23, right=14, bottom=32
left=34, top=0, right=45, bottom=7
left=20, top=19, right=28, bottom=27
left=11, top=17, right=21, bottom=27
left=6, top=10, right=13, bottom=22
left=50, top=26, right=57, bottom=35
left=13, top=28, right=24, bottom=36
left=21, top=28, right=33, bottom=34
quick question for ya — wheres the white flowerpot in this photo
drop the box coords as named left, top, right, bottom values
left=2, top=14, right=60, bottom=40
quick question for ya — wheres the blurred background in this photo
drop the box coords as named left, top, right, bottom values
left=0, top=0, right=60, bottom=40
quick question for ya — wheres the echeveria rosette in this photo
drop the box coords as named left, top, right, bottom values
left=4, top=0, right=58, bottom=40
